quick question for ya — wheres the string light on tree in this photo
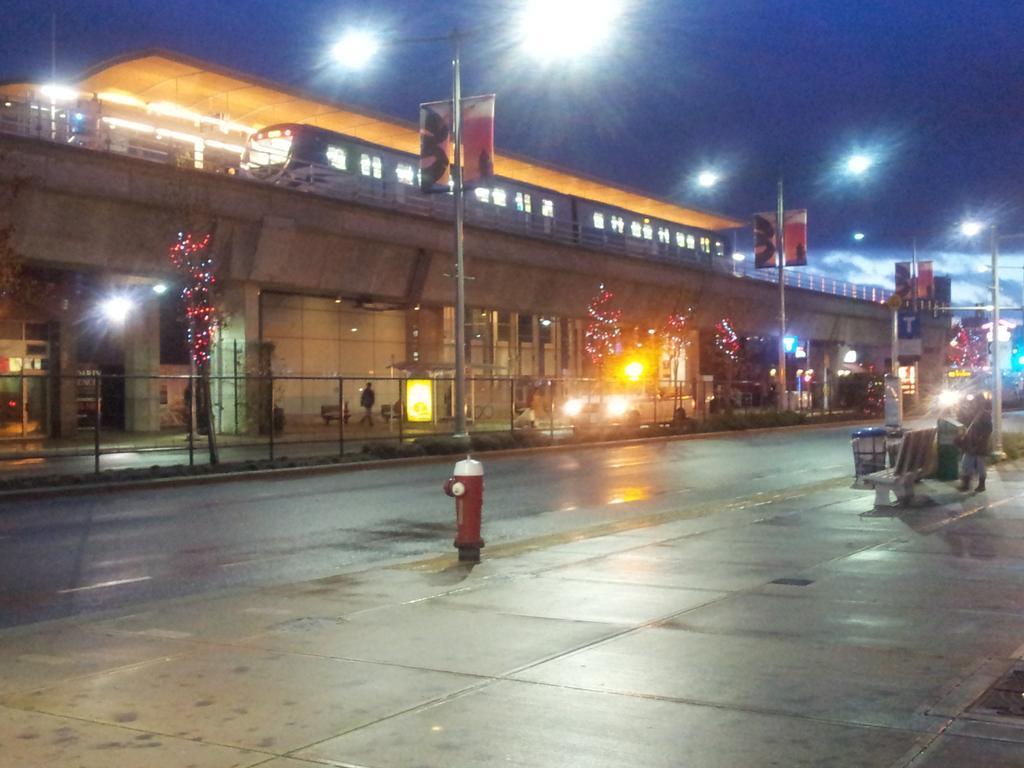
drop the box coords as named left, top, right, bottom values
left=584, top=283, right=622, bottom=370
left=715, top=317, right=741, bottom=361
left=661, top=310, right=692, bottom=358
left=947, top=322, right=986, bottom=370
left=168, top=231, right=218, bottom=367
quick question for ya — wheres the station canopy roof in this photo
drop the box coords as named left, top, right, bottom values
left=2, top=50, right=741, bottom=231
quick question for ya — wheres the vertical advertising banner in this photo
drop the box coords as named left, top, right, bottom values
left=753, top=210, right=808, bottom=268
left=461, top=94, right=495, bottom=189
left=894, top=261, right=912, bottom=300
left=419, top=99, right=452, bottom=193
left=916, top=260, right=934, bottom=299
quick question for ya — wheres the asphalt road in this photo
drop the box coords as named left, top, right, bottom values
left=0, top=426, right=859, bottom=628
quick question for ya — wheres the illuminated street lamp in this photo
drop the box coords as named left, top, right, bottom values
left=852, top=231, right=866, bottom=241
left=332, top=10, right=620, bottom=436
left=697, top=170, right=720, bottom=188
left=101, top=295, right=133, bottom=324
left=845, top=154, right=873, bottom=175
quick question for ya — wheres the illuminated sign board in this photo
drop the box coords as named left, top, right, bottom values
left=405, top=379, right=433, bottom=422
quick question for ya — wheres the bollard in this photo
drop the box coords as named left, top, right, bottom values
left=443, top=455, right=485, bottom=562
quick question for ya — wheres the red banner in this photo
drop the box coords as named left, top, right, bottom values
left=753, top=210, right=808, bottom=268
left=916, top=260, right=934, bottom=299
left=461, top=94, right=495, bottom=189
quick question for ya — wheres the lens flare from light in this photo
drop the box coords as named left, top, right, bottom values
left=101, top=296, right=134, bottom=323
left=960, top=220, right=984, bottom=237
left=331, top=30, right=380, bottom=70
left=606, top=396, right=630, bottom=418
left=563, top=398, right=584, bottom=417
left=697, top=170, right=719, bottom=188
left=518, top=0, right=624, bottom=62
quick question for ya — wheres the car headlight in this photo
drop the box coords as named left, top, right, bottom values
left=606, top=396, right=630, bottom=418
left=937, top=390, right=961, bottom=408
left=563, top=398, right=584, bottom=417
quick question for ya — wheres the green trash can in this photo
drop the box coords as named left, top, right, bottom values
left=936, top=418, right=963, bottom=480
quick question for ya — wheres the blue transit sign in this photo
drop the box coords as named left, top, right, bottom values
left=897, top=311, right=920, bottom=339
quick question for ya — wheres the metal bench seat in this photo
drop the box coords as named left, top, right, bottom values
left=864, top=427, right=936, bottom=507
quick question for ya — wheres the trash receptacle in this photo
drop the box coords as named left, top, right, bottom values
left=852, top=427, right=888, bottom=486
left=936, top=418, right=963, bottom=481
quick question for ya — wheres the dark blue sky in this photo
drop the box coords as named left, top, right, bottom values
left=2, top=0, right=1023, bottom=302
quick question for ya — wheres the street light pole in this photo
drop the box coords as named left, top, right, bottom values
left=451, top=31, right=467, bottom=437
left=776, top=177, right=786, bottom=410
left=991, top=225, right=1004, bottom=457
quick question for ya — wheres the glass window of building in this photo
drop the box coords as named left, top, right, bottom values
left=326, top=145, right=347, bottom=170
left=395, top=163, right=415, bottom=185
left=658, top=227, right=670, bottom=244
left=372, top=156, right=382, bottom=179
left=630, top=221, right=642, bottom=238
left=700, top=236, right=711, bottom=253
left=359, top=153, right=372, bottom=176
left=541, top=199, right=554, bottom=217
left=675, top=231, right=686, bottom=248
left=592, top=212, right=605, bottom=229
left=686, top=234, right=696, bottom=249
left=642, top=221, right=654, bottom=240
left=492, top=188, right=507, bottom=207
left=611, top=216, right=625, bottom=234
left=518, top=313, right=534, bottom=342
left=475, top=187, right=491, bottom=203
left=515, top=191, right=533, bottom=213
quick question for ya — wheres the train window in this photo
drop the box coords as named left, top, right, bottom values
left=395, top=163, right=415, bottom=185
left=474, top=188, right=491, bottom=203
left=630, top=221, right=642, bottom=238
left=515, top=192, right=532, bottom=213
left=541, top=199, right=554, bottom=217
left=658, top=227, right=670, bottom=244
left=715, top=240, right=725, bottom=256
left=492, top=188, right=507, bottom=207
left=610, top=216, right=625, bottom=234
left=642, top=221, right=653, bottom=240
left=326, top=145, right=347, bottom=170
left=686, top=234, right=696, bottom=249
left=592, top=212, right=605, bottom=229
left=360, top=153, right=383, bottom=179
left=675, top=232, right=686, bottom=248
left=700, top=236, right=711, bottom=253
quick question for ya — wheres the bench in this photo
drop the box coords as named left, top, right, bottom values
left=321, top=403, right=350, bottom=425
left=863, top=427, right=936, bottom=506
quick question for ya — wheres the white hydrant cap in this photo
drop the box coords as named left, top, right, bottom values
left=453, top=457, right=483, bottom=476
left=450, top=481, right=466, bottom=497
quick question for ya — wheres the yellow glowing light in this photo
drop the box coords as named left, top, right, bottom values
left=405, top=379, right=433, bottom=422
left=623, top=360, right=644, bottom=381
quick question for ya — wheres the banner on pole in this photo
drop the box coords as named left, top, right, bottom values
left=753, top=210, right=808, bottom=268
left=916, top=260, right=934, bottom=299
left=419, top=99, right=452, bottom=193
left=461, top=94, right=495, bottom=189
left=895, top=261, right=912, bottom=300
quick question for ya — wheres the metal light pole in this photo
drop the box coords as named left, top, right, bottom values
left=776, top=178, right=787, bottom=410
left=450, top=31, right=468, bottom=437
left=991, top=225, right=1004, bottom=457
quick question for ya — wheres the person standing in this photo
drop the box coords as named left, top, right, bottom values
left=359, top=382, right=376, bottom=427
left=958, top=398, right=992, bottom=492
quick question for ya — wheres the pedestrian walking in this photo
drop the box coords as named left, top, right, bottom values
left=359, top=382, right=376, bottom=426
left=957, top=398, right=992, bottom=492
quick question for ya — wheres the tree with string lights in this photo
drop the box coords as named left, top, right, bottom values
left=169, top=229, right=220, bottom=464
left=660, top=309, right=692, bottom=416
left=713, top=317, right=743, bottom=413
left=584, top=284, right=622, bottom=376
left=947, top=322, right=987, bottom=370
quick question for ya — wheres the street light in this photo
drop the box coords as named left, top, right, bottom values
left=332, top=14, right=618, bottom=436
left=845, top=154, right=873, bottom=175
left=697, top=170, right=720, bottom=188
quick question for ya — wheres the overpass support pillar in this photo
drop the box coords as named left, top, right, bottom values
left=212, top=281, right=261, bottom=435
left=124, top=298, right=161, bottom=433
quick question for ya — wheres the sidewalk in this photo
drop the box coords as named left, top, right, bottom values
left=3, top=472, right=1024, bottom=766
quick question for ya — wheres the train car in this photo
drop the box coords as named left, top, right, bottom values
left=240, top=123, right=728, bottom=264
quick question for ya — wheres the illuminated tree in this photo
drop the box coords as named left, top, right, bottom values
left=947, top=322, right=986, bottom=370
left=169, top=230, right=220, bottom=463
left=713, top=317, right=743, bottom=413
left=661, top=309, right=692, bottom=412
left=584, top=284, right=621, bottom=375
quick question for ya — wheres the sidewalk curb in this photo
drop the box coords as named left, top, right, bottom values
left=0, top=417, right=879, bottom=504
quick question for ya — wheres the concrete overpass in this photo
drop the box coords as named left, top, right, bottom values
left=0, top=132, right=945, bottom=437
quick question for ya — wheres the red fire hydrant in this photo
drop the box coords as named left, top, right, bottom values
left=443, top=456, right=485, bottom=563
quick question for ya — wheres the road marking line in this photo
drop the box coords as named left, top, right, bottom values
left=57, top=576, right=151, bottom=594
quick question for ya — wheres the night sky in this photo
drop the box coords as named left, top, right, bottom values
left=2, top=0, right=1023, bottom=306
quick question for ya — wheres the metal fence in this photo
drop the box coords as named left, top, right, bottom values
left=0, top=372, right=840, bottom=479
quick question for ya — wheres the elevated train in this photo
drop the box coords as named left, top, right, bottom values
left=240, top=123, right=731, bottom=265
